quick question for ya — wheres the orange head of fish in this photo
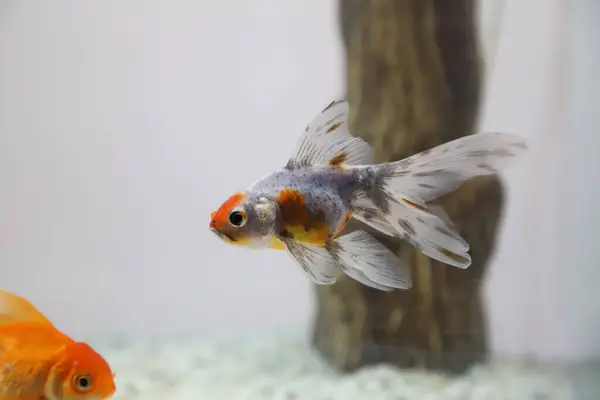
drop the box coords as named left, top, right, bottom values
left=46, top=341, right=116, bottom=399
left=209, top=192, right=279, bottom=248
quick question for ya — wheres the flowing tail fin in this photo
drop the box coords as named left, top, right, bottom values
left=352, top=132, right=528, bottom=268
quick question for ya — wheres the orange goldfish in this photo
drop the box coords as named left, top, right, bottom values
left=210, top=100, right=527, bottom=291
left=0, top=290, right=116, bottom=399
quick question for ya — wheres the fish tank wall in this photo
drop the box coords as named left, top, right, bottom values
left=1, top=0, right=598, bottom=399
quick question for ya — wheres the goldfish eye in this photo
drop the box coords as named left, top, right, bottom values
left=72, top=372, right=93, bottom=393
left=228, top=208, right=247, bottom=227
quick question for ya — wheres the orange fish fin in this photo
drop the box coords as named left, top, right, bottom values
left=0, top=290, right=55, bottom=328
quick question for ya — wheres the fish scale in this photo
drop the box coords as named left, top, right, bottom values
left=248, top=166, right=361, bottom=236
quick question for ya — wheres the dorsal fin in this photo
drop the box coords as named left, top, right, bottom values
left=284, top=100, right=374, bottom=170
left=302, top=100, right=350, bottom=137
left=0, top=289, right=55, bottom=328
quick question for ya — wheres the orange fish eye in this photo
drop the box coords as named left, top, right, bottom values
left=228, top=208, right=247, bottom=227
left=72, top=372, right=93, bottom=393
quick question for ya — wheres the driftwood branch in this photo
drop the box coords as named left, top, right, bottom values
left=311, top=0, right=504, bottom=374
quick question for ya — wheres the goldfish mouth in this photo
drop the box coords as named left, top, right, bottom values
left=210, top=227, right=237, bottom=242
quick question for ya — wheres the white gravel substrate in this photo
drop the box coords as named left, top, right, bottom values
left=95, top=333, right=599, bottom=400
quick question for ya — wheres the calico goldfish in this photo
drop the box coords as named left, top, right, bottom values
left=209, top=100, right=527, bottom=291
left=0, top=289, right=116, bottom=399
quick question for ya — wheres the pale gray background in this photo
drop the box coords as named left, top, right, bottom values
left=1, top=0, right=598, bottom=363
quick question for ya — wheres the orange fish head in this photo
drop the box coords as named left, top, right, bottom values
left=47, top=342, right=116, bottom=399
left=209, top=192, right=278, bottom=248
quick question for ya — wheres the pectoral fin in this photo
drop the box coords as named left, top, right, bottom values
left=280, top=237, right=339, bottom=284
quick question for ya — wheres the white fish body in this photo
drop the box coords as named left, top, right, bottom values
left=209, top=100, right=528, bottom=291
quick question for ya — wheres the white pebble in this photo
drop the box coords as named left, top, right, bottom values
left=93, top=334, right=595, bottom=400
